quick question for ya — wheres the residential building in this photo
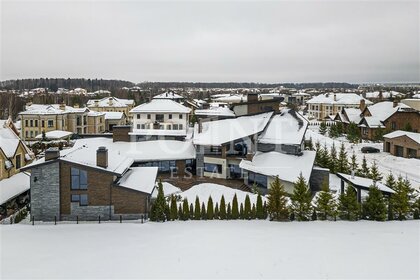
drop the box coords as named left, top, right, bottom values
left=19, top=104, right=106, bottom=140
left=87, top=97, right=135, bottom=122
left=194, top=104, right=235, bottom=120
left=383, top=130, right=420, bottom=158
left=363, top=91, right=405, bottom=102
left=104, top=112, right=127, bottom=132
left=401, top=99, right=420, bottom=111
left=130, top=99, right=191, bottom=141
left=232, top=93, right=281, bottom=116
left=153, top=91, right=184, bottom=102
left=306, top=93, right=372, bottom=120
left=22, top=146, right=158, bottom=221
left=333, top=108, right=362, bottom=131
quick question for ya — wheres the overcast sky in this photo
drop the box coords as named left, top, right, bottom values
left=1, top=0, right=419, bottom=83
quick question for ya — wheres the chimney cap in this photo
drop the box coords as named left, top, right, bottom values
left=97, top=146, right=108, bottom=152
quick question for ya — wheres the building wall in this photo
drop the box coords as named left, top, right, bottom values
left=112, top=186, right=149, bottom=215
left=308, top=103, right=359, bottom=120
left=132, top=113, right=188, bottom=131
left=20, top=114, right=67, bottom=140
left=87, top=115, right=105, bottom=134
left=203, top=156, right=227, bottom=179
left=30, top=161, right=61, bottom=221
left=383, top=111, right=420, bottom=133
left=0, top=141, right=32, bottom=180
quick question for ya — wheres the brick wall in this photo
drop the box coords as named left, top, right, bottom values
left=112, top=186, right=149, bottom=214
left=384, top=111, right=420, bottom=132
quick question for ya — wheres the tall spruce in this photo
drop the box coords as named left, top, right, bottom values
left=315, top=179, right=337, bottom=220
left=346, top=122, right=360, bottom=143
left=359, top=156, right=370, bottom=177
left=194, top=196, right=201, bottom=220
left=170, top=195, right=178, bottom=221
left=329, top=143, right=338, bottom=173
left=315, top=140, right=322, bottom=165
left=391, top=176, right=415, bottom=220
left=369, top=161, right=383, bottom=181
left=350, top=151, right=358, bottom=172
left=251, top=204, right=256, bottom=219
left=291, top=173, right=313, bottom=221
left=385, top=173, right=396, bottom=190
left=363, top=184, right=387, bottom=221
left=178, top=204, right=183, bottom=221
left=320, top=143, right=330, bottom=168
left=338, top=185, right=360, bottom=221
left=227, top=203, right=232, bottom=220
left=239, top=203, right=244, bottom=219
left=182, top=198, right=189, bottom=221
left=219, top=195, right=227, bottom=220
left=231, top=194, right=239, bottom=219
left=267, top=176, right=289, bottom=221
left=207, top=196, right=214, bottom=220
left=256, top=193, right=264, bottom=219
left=214, top=203, right=219, bottom=219
left=337, top=142, right=349, bottom=174
left=319, top=121, right=327, bottom=135
left=150, top=181, right=166, bottom=222
left=189, top=203, right=194, bottom=219
left=201, top=202, right=207, bottom=220
left=244, top=194, right=252, bottom=220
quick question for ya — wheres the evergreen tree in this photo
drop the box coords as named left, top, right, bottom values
left=391, top=176, right=415, bottom=220
left=251, top=204, right=256, bottom=219
left=214, top=203, right=219, bottom=219
left=263, top=201, right=268, bottom=219
left=201, top=202, right=207, bottom=220
left=170, top=195, right=178, bottom=221
left=412, top=198, right=420, bottom=220
left=337, top=142, right=349, bottom=174
left=319, top=121, right=327, bottom=135
left=267, top=176, right=289, bottom=221
left=189, top=203, right=194, bottom=219
left=338, top=185, right=360, bottom=221
left=178, top=204, right=183, bottom=221
left=319, top=143, right=330, bottom=168
left=244, top=194, right=252, bottom=220
left=239, top=203, right=244, bottom=219
left=336, top=122, right=344, bottom=135
left=346, top=122, right=360, bottom=143
left=165, top=203, right=170, bottom=222
left=315, top=179, right=337, bottom=220
left=315, top=141, right=322, bottom=165
left=207, top=196, right=214, bottom=220
left=363, top=184, right=387, bottom=221
left=231, top=194, right=239, bottom=219
left=369, top=161, right=383, bottom=181
left=227, top=203, right=232, bottom=220
left=194, top=196, right=201, bottom=220
left=256, top=193, right=264, bottom=219
left=350, top=151, right=358, bottom=172
left=359, top=156, right=370, bottom=177
left=329, top=123, right=339, bottom=138
left=291, top=173, right=312, bottom=221
left=385, top=173, right=396, bottom=190
left=182, top=198, right=189, bottom=221
left=150, top=181, right=166, bottom=222
left=219, top=195, right=226, bottom=220
left=329, top=143, right=338, bottom=173
left=311, top=209, right=317, bottom=221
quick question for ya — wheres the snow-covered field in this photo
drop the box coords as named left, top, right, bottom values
left=306, top=127, right=420, bottom=190
left=1, top=221, right=419, bottom=279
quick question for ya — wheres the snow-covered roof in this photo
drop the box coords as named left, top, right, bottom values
left=365, top=91, right=404, bottom=99
left=337, top=173, right=395, bottom=194
left=307, top=93, right=372, bottom=105
left=104, top=112, right=125, bottom=120
left=117, top=167, right=158, bottom=194
left=0, top=172, right=30, bottom=205
left=212, top=94, right=247, bottom=103
left=130, top=99, right=191, bottom=114
left=383, top=130, right=420, bottom=144
left=412, top=93, right=420, bottom=99
left=87, top=97, right=134, bottom=108
left=343, top=108, right=362, bottom=123
left=361, top=116, right=385, bottom=128
left=365, top=101, right=411, bottom=121
left=35, top=130, right=73, bottom=140
left=195, top=106, right=235, bottom=117
left=0, top=120, right=21, bottom=157
left=152, top=182, right=182, bottom=198
left=239, top=151, right=316, bottom=183
left=258, top=109, right=308, bottom=145
left=193, top=112, right=273, bottom=146
left=20, top=104, right=89, bottom=115
left=153, top=92, right=183, bottom=100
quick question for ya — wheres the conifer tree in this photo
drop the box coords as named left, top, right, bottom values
left=170, top=195, right=178, bottom=221
left=231, top=194, right=239, bottom=219
left=214, top=203, right=219, bottom=219
left=359, top=156, right=370, bottom=177
left=315, top=179, right=337, bottom=220
left=263, top=201, right=268, bottom=219
left=239, top=203, right=244, bottom=219
left=319, top=143, right=330, bottom=168
left=337, top=142, right=349, bottom=174
left=189, top=203, right=194, bottom=219
left=338, top=185, right=360, bottom=221
left=178, top=204, right=183, bottom=220
left=363, top=184, right=387, bottom=221
left=207, top=196, right=214, bottom=220
left=267, top=176, right=289, bottom=221
left=227, top=203, right=232, bottom=220
left=385, top=173, right=396, bottom=190
left=244, top=194, right=252, bottom=220
left=165, top=203, right=170, bottom=221
left=150, top=181, right=166, bottom=222
left=201, top=202, right=207, bottom=220
left=311, top=209, right=317, bottom=221
left=346, top=122, right=360, bottom=143
left=369, top=161, right=383, bottom=181
left=350, top=151, right=358, bottom=172
left=319, top=121, right=327, bottom=135
left=182, top=198, right=189, bottom=221
left=251, top=204, right=256, bottom=219
left=315, top=141, right=322, bottom=165
left=391, top=176, right=415, bottom=220
left=291, top=173, right=312, bottom=221
left=194, top=196, right=201, bottom=220
left=256, top=193, right=264, bottom=219
left=219, top=195, right=226, bottom=220
left=329, top=123, right=339, bottom=138
left=329, top=143, right=338, bottom=173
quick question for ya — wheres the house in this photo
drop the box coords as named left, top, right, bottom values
left=334, top=107, right=362, bottom=130
left=383, top=130, right=420, bottom=158
left=358, top=101, right=414, bottom=140
left=19, top=104, right=106, bottom=140
left=87, top=97, right=135, bottom=122
left=153, top=91, right=184, bottom=102
left=193, top=112, right=273, bottom=179
left=286, top=92, right=311, bottom=106
left=231, top=93, right=281, bottom=117
left=382, top=109, right=420, bottom=133
left=22, top=146, right=158, bottom=221
left=194, top=104, right=235, bottom=120
left=306, top=93, right=372, bottom=120
left=401, top=99, right=420, bottom=111
left=130, top=99, right=191, bottom=141
left=212, top=93, right=246, bottom=104
left=363, top=91, right=405, bottom=102
left=0, top=118, right=33, bottom=219
left=104, top=112, right=127, bottom=132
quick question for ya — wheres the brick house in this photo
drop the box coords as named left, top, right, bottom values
left=232, top=93, right=281, bottom=117
left=383, top=131, right=420, bottom=159
left=22, top=147, right=158, bottom=221
left=382, top=110, right=420, bottom=133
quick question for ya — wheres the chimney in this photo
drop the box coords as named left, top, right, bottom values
left=94, top=100, right=99, bottom=106
left=333, top=94, right=337, bottom=101
left=393, top=100, right=398, bottom=108
left=246, top=153, right=254, bottom=161
left=108, top=97, right=113, bottom=106
left=45, top=148, right=60, bottom=161
left=96, top=146, right=108, bottom=168
left=74, top=104, right=79, bottom=108
left=59, top=103, right=66, bottom=111
left=359, top=99, right=366, bottom=111
left=198, top=119, right=203, bottom=133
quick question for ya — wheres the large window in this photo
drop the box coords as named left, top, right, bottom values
left=204, top=163, right=223, bottom=174
left=156, top=114, right=164, bottom=122
left=15, top=154, right=21, bottom=170
left=48, top=120, right=54, bottom=127
left=71, top=194, right=88, bottom=206
left=137, top=161, right=176, bottom=172
left=71, top=167, right=88, bottom=190
left=248, top=172, right=268, bottom=188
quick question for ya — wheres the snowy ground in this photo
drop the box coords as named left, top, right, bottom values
left=1, top=221, right=419, bottom=279
left=306, top=126, right=420, bottom=190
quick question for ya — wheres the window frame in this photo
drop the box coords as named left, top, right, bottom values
left=71, top=167, right=88, bottom=190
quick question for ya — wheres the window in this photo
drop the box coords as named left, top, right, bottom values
left=34, top=120, right=38, bottom=127
left=30, top=120, right=33, bottom=127
left=173, top=124, right=179, bottom=130
left=71, top=194, right=88, bottom=206
left=167, top=125, right=172, bottom=130
left=391, top=122, right=396, bottom=130
left=48, top=120, right=54, bottom=127
left=156, top=114, right=164, bottom=122
left=147, top=114, right=151, bottom=119
left=248, top=172, right=268, bottom=188
left=42, top=120, right=45, bottom=127
left=179, top=114, right=183, bottom=119
left=137, top=114, right=140, bottom=119
left=204, top=163, right=223, bottom=174
left=71, top=167, right=88, bottom=190
left=25, top=131, right=28, bottom=138
left=15, top=154, right=21, bottom=170
left=137, top=124, right=140, bottom=129
left=168, top=114, right=172, bottom=119
left=141, top=124, right=146, bottom=129
left=25, top=120, right=28, bottom=127
left=159, top=124, right=164, bottom=130
left=179, top=124, right=183, bottom=130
